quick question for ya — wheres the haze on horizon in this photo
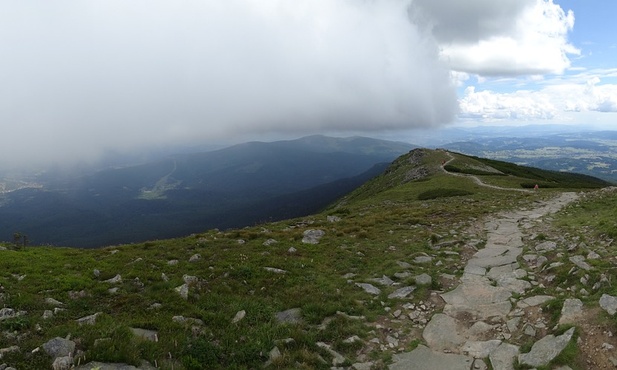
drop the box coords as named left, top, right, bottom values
left=1, top=0, right=616, bottom=168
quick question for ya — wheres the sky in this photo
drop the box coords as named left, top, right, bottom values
left=1, top=0, right=616, bottom=167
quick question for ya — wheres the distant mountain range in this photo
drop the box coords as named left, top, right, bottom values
left=0, top=135, right=414, bottom=247
left=443, top=130, right=617, bottom=183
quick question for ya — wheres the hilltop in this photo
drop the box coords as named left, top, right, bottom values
left=0, top=149, right=615, bottom=370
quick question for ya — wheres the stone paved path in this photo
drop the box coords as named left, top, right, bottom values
left=389, top=192, right=579, bottom=370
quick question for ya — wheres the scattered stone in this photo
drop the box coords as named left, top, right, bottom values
left=327, top=215, right=341, bottom=223
left=189, top=254, right=201, bottom=262
left=535, top=241, right=557, bottom=252
left=269, top=346, right=281, bottom=362
left=489, top=343, right=519, bottom=370
left=600, top=294, right=617, bottom=315
left=42, top=310, right=54, bottom=320
left=523, top=324, right=537, bottom=337
left=275, top=308, right=302, bottom=324
left=130, top=328, right=158, bottom=342
left=302, top=229, right=325, bottom=244
left=161, top=273, right=169, bottom=282
left=288, top=247, right=297, bottom=254
left=389, top=345, right=473, bottom=370
left=76, top=312, right=101, bottom=326
left=394, top=271, right=412, bottom=279
left=569, top=255, right=592, bottom=271
left=415, top=273, right=432, bottom=286
left=0, top=308, right=20, bottom=321
left=93, top=269, right=100, bottom=277
left=559, top=298, right=584, bottom=325
left=42, top=337, right=76, bottom=358
left=68, top=290, right=88, bottom=300
left=182, top=275, right=199, bottom=284
left=175, top=284, right=189, bottom=300
left=516, top=295, right=554, bottom=308
left=371, top=275, right=394, bottom=286
left=423, top=314, right=466, bottom=352
left=263, top=239, right=277, bottom=246
left=52, top=356, right=73, bottom=370
left=0, top=346, right=19, bottom=359
left=316, top=342, right=346, bottom=365
left=461, top=340, right=502, bottom=359
left=343, top=335, right=362, bottom=344
left=518, top=327, right=575, bottom=368
left=167, top=260, right=179, bottom=265
left=587, top=251, right=601, bottom=260
left=355, top=283, right=381, bottom=295
left=232, top=310, right=246, bottom=324
left=264, top=267, right=287, bottom=274
left=148, top=303, right=162, bottom=310
left=414, top=255, right=433, bottom=264
left=103, top=274, right=122, bottom=284
left=397, top=261, right=412, bottom=269
left=172, top=316, right=204, bottom=326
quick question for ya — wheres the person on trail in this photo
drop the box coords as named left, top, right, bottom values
left=534, top=184, right=539, bottom=190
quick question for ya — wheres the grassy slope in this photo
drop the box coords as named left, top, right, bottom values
left=0, top=149, right=611, bottom=369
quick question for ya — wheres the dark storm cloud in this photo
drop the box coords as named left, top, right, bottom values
left=0, top=0, right=458, bottom=166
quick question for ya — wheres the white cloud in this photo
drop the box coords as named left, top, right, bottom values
left=412, top=0, right=579, bottom=76
left=460, top=75, right=617, bottom=122
left=0, top=0, right=459, bottom=166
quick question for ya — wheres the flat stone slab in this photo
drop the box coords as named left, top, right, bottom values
left=516, top=295, right=554, bottom=308
left=600, top=294, right=617, bottom=315
left=423, top=314, right=466, bottom=352
left=559, top=298, right=584, bottom=325
left=388, top=286, right=415, bottom=299
left=518, top=327, right=575, bottom=368
left=389, top=345, right=473, bottom=370
left=461, top=340, right=502, bottom=358
left=355, top=283, right=381, bottom=295
left=569, top=255, right=592, bottom=271
left=489, top=342, right=519, bottom=370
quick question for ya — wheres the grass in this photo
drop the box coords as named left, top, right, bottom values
left=0, top=149, right=611, bottom=369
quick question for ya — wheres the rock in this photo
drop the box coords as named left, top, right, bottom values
left=167, top=259, right=179, bottom=265
left=327, top=215, right=341, bottom=223
left=600, top=294, right=617, bottom=315
left=232, top=310, right=246, bottom=324
left=161, top=273, right=169, bottom=282
left=45, top=297, right=64, bottom=306
left=489, top=342, right=519, bottom=370
left=130, top=328, right=158, bottom=342
left=0, top=346, right=19, bottom=359
left=76, top=312, right=102, bottom=326
left=269, top=346, right=281, bottom=361
left=559, top=298, right=584, bottom=325
left=93, top=269, right=101, bottom=277
left=355, top=283, right=381, bottom=295
left=264, top=267, right=287, bottom=274
left=569, top=255, right=592, bottom=271
left=103, top=274, right=122, bottom=284
left=394, top=271, right=412, bottom=279
left=189, top=254, right=201, bottom=262
left=461, top=340, right=502, bottom=359
left=175, top=284, right=189, bottom=299
left=182, top=275, right=198, bottom=284
left=535, top=241, right=557, bottom=252
left=302, top=229, right=325, bottom=244
left=316, top=342, right=346, bottom=365
left=52, top=356, right=73, bottom=370
left=587, top=251, right=601, bottom=259
left=516, top=295, right=554, bottom=308
left=275, top=308, right=302, bottom=324
left=415, top=273, right=432, bottom=286
left=263, top=239, right=278, bottom=247
left=43, top=310, right=54, bottom=319
left=397, top=261, right=412, bottom=269
left=371, top=275, right=395, bottom=286
left=73, top=362, right=141, bottom=369
left=423, top=314, right=466, bottom=352
left=0, top=308, right=18, bottom=321
left=518, top=327, right=575, bottom=367
left=389, top=345, right=473, bottom=370
left=172, top=316, right=204, bottom=326
left=414, top=255, right=433, bottom=264
left=42, top=337, right=76, bottom=358
left=288, top=247, right=297, bottom=254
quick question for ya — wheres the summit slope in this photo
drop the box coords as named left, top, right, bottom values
left=0, top=148, right=614, bottom=369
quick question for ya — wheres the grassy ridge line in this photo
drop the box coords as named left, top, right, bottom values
left=0, top=149, right=609, bottom=369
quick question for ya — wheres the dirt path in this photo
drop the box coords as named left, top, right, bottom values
left=440, top=151, right=532, bottom=193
